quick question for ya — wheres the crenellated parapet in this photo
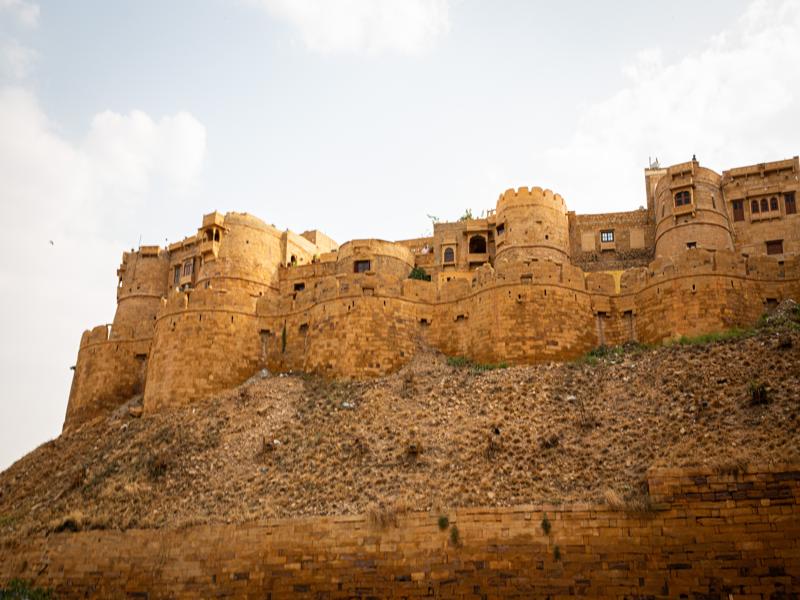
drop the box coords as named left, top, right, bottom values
left=494, top=186, right=571, bottom=266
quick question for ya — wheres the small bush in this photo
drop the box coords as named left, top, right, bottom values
left=51, top=512, right=84, bottom=534
left=437, top=515, right=449, bottom=531
left=408, top=266, right=431, bottom=281
left=603, top=484, right=654, bottom=514
left=539, top=435, right=560, bottom=450
left=676, top=328, right=751, bottom=346
left=710, top=456, right=748, bottom=477
left=146, top=453, right=169, bottom=480
left=540, top=514, right=551, bottom=535
left=446, top=356, right=508, bottom=372
left=449, top=524, right=460, bottom=546
left=579, top=343, right=646, bottom=364
left=446, top=356, right=471, bottom=368
left=403, top=439, right=423, bottom=464
left=0, top=579, right=53, bottom=599
left=0, top=513, right=16, bottom=528
left=748, top=381, right=770, bottom=406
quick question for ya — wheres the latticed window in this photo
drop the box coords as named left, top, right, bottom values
left=183, top=260, right=193, bottom=276
left=786, top=192, right=797, bottom=214
left=770, top=197, right=779, bottom=211
left=766, top=240, right=784, bottom=255
left=443, top=247, right=455, bottom=263
left=761, top=198, right=769, bottom=212
left=674, top=190, right=691, bottom=207
left=732, top=200, right=744, bottom=222
left=751, top=199, right=759, bottom=214
left=600, top=230, right=614, bottom=243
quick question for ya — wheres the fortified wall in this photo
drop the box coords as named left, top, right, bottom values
left=1, top=465, right=798, bottom=598
left=64, top=156, right=800, bottom=429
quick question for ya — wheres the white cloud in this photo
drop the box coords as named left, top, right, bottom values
left=0, top=37, right=36, bottom=78
left=0, top=87, right=206, bottom=470
left=0, top=0, right=39, bottom=27
left=254, top=0, right=450, bottom=55
left=536, top=0, right=800, bottom=214
left=85, top=109, right=207, bottom=198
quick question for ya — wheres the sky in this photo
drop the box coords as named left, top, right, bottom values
left=1, top=0, right=799, bottom=470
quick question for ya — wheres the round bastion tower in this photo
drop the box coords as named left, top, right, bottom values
left=143, top=212, right=285, bottom=412
left=493, top=186, right=570, bottom=271
left=111, top=247, right=170, bottom=339
left=654, top=158, right=734, bottom=259
left=195, top=212, right=285, bottom=294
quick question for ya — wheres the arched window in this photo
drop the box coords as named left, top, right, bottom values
left=761, top=198, right=769, bottom=213
left=468, top=235, right=487, bottom=254
left=770, top=196, right=778, bottom=211
left=674, top=190, right=691, bottom=207
left=443, top=247, right=455, bottom=263
left=751, top=199, right=759, bottom=214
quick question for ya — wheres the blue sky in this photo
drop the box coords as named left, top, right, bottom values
left=1, top=0, right=798, bottom=469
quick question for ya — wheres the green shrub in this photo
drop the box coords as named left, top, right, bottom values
left=437, top=515, right=449, bottom=531
left=0, top=579, right=53, bottom=599
left=676, top=327, right=751, bottom=345
left=540, top=514, right=551, bottom=535
left=408, top=266, right=431, bottom=281
left=446, top=356, right=508, bottom=372
left=449, top=524, right=460, bottom=546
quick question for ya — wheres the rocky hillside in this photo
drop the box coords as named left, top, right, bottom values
left=1, top=305, right=799, bottom=544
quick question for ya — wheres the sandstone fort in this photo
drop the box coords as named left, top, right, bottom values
left=2, top=155, right=799, bottom=598
left=65, top=155, right=800, bottom=429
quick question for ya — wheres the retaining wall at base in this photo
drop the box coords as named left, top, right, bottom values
left=1, top=465, right=797, bottom=598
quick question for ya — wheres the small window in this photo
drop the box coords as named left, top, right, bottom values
left=786, top=192, right=797, bottom=214
left=183, top=260, right=193, bottom=276
left=732, top=200, right=744, bottom=222
left=173, top=265, right=180, bottom=285
left=686, top=242, right=697, bottom=249
left=293, top=282, right=305, bottom=292
left=354, top=260, right=371, bottom=273
left=214, top=229, right=220, bottom=242
left=496, top=223, right=505, bottom=235
left=674, top=190, right=691, bottom=207
left=766, top=240, right=784, bottom=255
left=751, top=199, right=759, bottom=214
left=770, top=196, right=779, bottom=211
left=443, top=247, right=455, bottom=263
left=761, top=198, right=769, bottom=213
left=600, top=230, right=614, bottom=243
